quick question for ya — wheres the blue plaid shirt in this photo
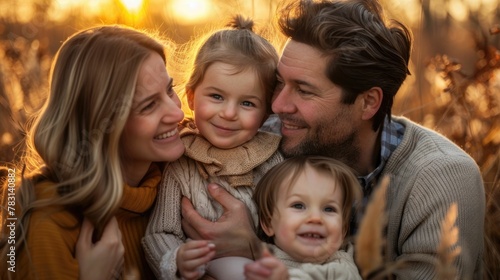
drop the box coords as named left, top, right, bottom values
left=350, top=116, right=405, bottom=235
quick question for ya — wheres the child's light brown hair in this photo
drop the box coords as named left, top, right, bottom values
left=183, top=14, right=278, bottom=116
left=253, top=155, right=362, bottom=243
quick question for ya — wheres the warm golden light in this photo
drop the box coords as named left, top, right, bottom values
left=120, top=0, right=143, bottom=13
left=170, top=0, right=211, bottom=24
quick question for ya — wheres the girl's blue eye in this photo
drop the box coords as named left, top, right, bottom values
left=242, top=101, right=255, bottom=107
left=211, top=94, right=223, bottom=100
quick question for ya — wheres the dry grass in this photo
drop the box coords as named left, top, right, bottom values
left=436, top=203, right=461, bottom=280
left=355, top=176, right=389, bottom=278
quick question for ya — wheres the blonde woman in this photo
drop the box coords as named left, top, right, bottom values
left=0, top=25, right=185, bottom=279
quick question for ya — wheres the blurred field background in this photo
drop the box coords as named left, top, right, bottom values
left=0, top=0, right=498, bottom=278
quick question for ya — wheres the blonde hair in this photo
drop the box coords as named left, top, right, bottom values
left=181, top=14, right=278, bottom=116
left=1, top=25, right=168, bottom=255
left=253, top=156, right=362, bottom=243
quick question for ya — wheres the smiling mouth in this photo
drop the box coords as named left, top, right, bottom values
left=299, top=233, right=324, bottom=239
left=213, top=124, right=236, bottom=131
left=282, top=122, right=303, bottom=130
left=154, top=129, right=177, bottom=139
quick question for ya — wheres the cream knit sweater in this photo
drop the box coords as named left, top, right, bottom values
left=142, top=122, right=283, bottom=279
left=270, top=243, right=362, bottom=280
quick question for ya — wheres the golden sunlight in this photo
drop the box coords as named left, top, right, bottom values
left=120, top=0, right=143, bottom=13
left=170, top=0, right=212, bottom=24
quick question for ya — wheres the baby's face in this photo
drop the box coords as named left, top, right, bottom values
left=263, top=166, right=345, bottom=263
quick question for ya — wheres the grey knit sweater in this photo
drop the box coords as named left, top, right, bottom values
left=379, top=116, right=484, bottom=279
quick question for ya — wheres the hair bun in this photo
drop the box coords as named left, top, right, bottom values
left=227, top=14, right=254, bottom=32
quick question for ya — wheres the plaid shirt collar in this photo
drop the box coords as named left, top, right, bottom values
left=358, top=116, right=405, bottom=191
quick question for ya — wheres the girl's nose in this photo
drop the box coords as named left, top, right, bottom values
left=219, top=102, right=237, bottom=120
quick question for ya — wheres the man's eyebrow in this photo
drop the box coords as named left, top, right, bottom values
left=276, top=72, right=320, bottom=91
left=295, top=80, right=317, bottom=89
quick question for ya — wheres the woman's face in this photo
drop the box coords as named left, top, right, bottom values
left=121, top=52, right=185, bottom=172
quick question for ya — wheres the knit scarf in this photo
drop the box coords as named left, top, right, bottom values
left=180, top=120, right=281, bottom=188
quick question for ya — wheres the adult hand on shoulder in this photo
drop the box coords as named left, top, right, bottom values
left=76, top=217, right=124, bottom=280
left=181, top=183, right=259, bottom=259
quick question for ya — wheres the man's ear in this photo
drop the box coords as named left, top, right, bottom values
left=360, top=87, right=383, bottom=121
left=261, top=220, right=275, bottom=238
left=187, top=88, right=195, bottom=110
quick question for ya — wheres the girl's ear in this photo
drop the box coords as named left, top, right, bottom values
left=261, top=220, right=275, bottom=237
left=187, top=88, right=195, bottom=110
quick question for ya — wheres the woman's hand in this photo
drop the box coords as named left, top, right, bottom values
left=181, top=183, right=260, bottom=259
left=76, top=217, right=124, bottom=280
left=177, top=240, right=216, bottom=280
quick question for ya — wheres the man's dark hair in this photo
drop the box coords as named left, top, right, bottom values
left=278, top=0, right=412, bottom=131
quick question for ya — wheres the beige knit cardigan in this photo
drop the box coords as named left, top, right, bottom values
left=142, top=123, right=283, bottom=279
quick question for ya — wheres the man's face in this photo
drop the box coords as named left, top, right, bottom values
left=272, top=40, right=363, bottom=166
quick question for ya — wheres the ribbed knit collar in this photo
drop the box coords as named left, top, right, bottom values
left=179, top=119, right=281, bottom=188
left=121, top=163, right=161, bottom=214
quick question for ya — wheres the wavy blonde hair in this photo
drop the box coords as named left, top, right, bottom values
left=1, top=25, right=168, bottom=256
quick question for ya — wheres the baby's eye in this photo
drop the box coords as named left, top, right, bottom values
left=291, top=203, right=305, bottom=210
left=324, top=206, right=337, bottom=213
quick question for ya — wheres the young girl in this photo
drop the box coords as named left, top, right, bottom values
left=0, top=25, right=185, bottom=279
left=245, top=156, right=362, bottom=280
left=142, top=15, right=283, bottom=280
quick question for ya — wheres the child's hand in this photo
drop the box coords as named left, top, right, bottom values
left=177, top=240, right=216, bottom=280
left=244, top=245, right=289, bottom=280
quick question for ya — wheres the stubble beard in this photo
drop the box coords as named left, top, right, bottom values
left=279, top=128, right=360, bottom=169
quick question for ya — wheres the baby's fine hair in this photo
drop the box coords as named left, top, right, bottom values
left=253, top=156, right=362, bottom=243
left=184, top=14, right=278, bottom=114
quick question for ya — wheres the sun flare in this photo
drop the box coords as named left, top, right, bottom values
left=170, top=0, right=211, bottom=24
left=120, top=0, right=143, bottom=13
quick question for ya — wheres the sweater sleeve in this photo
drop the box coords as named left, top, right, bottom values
left=142, top=166, right=185, bottom=280
left=22, top=209, right=80, bottom=279
left=388, top=149, right=485, bottom=279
